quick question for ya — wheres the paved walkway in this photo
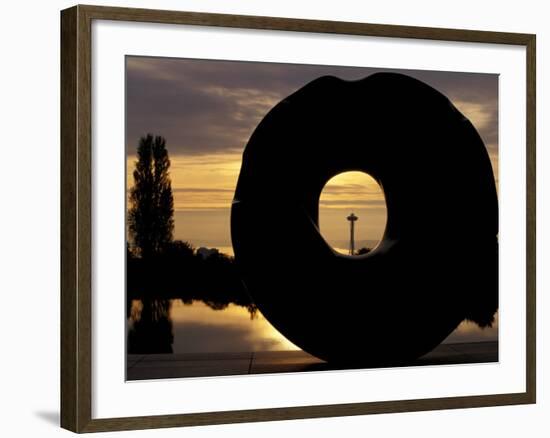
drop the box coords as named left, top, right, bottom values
left=127, top=341, right=498, bottom=381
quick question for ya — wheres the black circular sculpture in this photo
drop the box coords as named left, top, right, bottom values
left=231, top=73, right=498, bottom=366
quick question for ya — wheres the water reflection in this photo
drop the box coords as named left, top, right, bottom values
left=127, top=299, right=174, bottom=354
left=128, top=300, right=298, bottom=354
left=127, top=299, right=496, bottom=355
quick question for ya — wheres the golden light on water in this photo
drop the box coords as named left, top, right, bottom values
left=171, top=301, right=299, bottom=351
left=129, top=299, right=497, bottom=354
left=170, top=300, right=300, bottom=352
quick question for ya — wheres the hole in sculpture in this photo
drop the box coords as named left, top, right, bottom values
left=318, top=171, right=387, bottom=256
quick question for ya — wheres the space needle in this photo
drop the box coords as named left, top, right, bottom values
left=347, top=212, right=358, bottom=255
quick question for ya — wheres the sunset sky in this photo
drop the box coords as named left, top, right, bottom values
left=126, top=56, right=498, bottom=255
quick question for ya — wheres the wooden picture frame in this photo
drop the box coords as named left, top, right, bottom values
left=61, top=4, right=536, bottom=433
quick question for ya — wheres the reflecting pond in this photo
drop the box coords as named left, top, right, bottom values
left=127, top=299, right=497, bottom=355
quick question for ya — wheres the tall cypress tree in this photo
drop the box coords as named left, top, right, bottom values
left=128, top=134, right=174, bottom=259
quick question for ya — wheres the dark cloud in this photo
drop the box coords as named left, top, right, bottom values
left=478, top=105, right=499, bottom=152
left=126, top=56, right=498, bottom=157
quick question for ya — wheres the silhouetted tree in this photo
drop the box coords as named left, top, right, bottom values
left=128, top=134, right=174, bottom=259
left=162, top=240, right=195, bottom=260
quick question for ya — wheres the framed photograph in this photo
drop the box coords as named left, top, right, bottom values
left=60, top=4, right=536, bottom=433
